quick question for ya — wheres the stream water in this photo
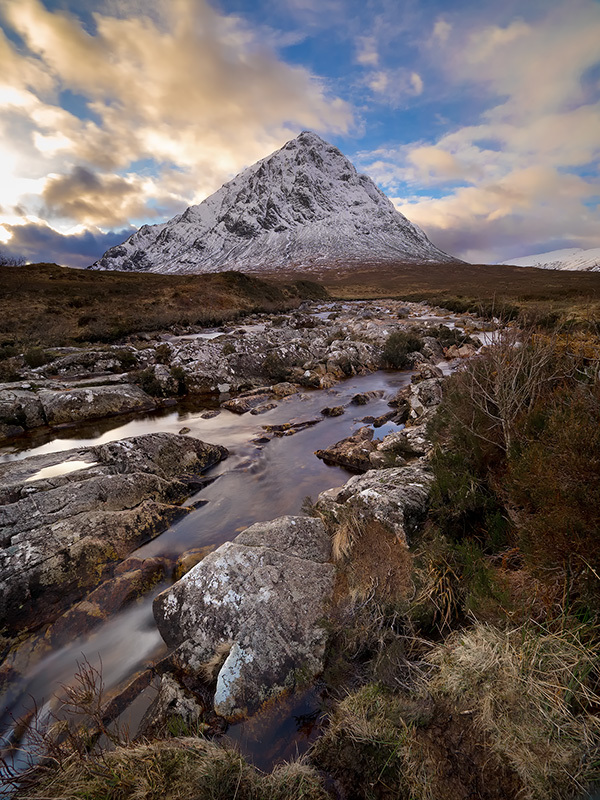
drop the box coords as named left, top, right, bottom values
left=0, top=366, right=414, bottom=777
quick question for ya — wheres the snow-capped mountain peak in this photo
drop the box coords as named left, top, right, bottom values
left=91, top=131, right=458, bottom=274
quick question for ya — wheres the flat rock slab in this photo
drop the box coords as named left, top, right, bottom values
left=38, top=384, right=157, bottom=426
left=0, top=432, right=227, bottom=636
left=153, top=515, right=334, bottom=722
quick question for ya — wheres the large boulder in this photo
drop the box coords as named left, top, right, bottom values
left=316, top=464, right=432, bottom=545
left=153, top=515, right=334, bottom=721
left=0, top=433, right=227, bottom=636
left=38, top=384, right=157, bottom=426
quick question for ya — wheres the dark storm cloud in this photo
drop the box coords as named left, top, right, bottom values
left=3, top=221, right=136, bottom=267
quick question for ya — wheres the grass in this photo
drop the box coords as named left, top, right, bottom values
left=429, top=621, right=600, bottom=799
left=276, top=260, right=600, bottom=327
left=20, top=739, right=328, bottom=800
left=0, top=263, right=328, bottom=349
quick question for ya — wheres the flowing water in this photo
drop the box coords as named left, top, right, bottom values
left=0, top=367, right=414, bottom=777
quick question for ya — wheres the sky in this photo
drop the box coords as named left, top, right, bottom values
left=0, top=0, right=599, bottom=267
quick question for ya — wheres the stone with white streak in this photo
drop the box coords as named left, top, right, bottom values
left=153, top=515, right=334, bottom=721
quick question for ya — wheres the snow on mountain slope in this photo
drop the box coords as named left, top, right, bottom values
left=91, top=131, right=458, bottom=275
left=501, top=247, right=600, bottom=271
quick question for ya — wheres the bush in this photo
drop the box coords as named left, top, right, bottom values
left=381, top=331, right=424, bottom=369
left=23, top=347, right=52, bottom=368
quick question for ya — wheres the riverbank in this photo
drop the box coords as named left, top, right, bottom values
left=1, top=296, right=598, bottom=800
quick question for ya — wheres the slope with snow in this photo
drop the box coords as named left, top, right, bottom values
left=501, top=247, right=600, bottom=272
left=91, top=131, right=457, bottom=275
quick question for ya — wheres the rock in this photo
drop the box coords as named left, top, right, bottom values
left=321, top=406, right=345, bottom=417
left=200, top=410, right=221, bottom=419
left=139, top=674, right=207, bottom=738
left=315, top=426, right=376, bottom=472
left=173, top=545, right=217, bottom=581
left=317, top=464, right=432, bottom=545
left=153, top=516, right=335, bottom=721
left=179, top=426, right=191, bottom=434
left=0, top=433, right=228, bottom=636
left=445, top=343, right=477, bottom=359
left=221, top=393, right=272, bottom=414
left=377, top=425, right=431, bottom=457
left=249, top=403, right=277, bottom=415
left=350, top=390, right=385, bottom=405
left=412, top=363, right=444, bottom=382
left=0, top=389, right=46, bottom=441
left=262, top=419, right=321, bottom=437
left=271, top=382, right=297, bottom=398
left=38, top=384, right=157, bottom=426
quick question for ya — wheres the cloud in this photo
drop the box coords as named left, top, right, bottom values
left=0, top=0, right=354, bottom=229
left=358, top=0, right=600, bottom=261
left=42, top=167, right=155, bottom=226
left=1, top=219, right=137, bottom=267
left=355, top=35, right=379, bottom=67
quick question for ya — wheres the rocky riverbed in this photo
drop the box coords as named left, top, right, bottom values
left=0, top=299, right=492, bottom=781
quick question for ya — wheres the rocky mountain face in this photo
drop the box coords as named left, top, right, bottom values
left=91, top=131, right=458, bottom=274
left=501, top=247, right=600, bottom=271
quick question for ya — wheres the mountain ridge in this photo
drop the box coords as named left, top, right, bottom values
left=91, top=131, right=458, bottom=274
left=501, top=247, right=600, bottom=272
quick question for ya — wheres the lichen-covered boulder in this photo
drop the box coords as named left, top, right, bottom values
left=153, top=515, right=334, bottom=721
left=316, top=465, right=432, bottom=545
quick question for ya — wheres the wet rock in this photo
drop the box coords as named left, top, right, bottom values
left=316, top=464, right=432, bottom=545
left=179, top=426, right=191, bottom=434
left=221, top=393, right=272, bottom=414
left=200, top=409, right=221, bottom=419
left=321, top=406, right=345, bottom=417
left=271, top=382, right=297, bottom=398
left=0, top=433, right=227, bottom=636
left=173, top=545, right=217, bottom=581
left=139, top=674, right=207, bottom=738
left=350, top=390, right=385, bottom=405
left=38, top=384, right=157, bottom=426
left=315, top=426, right=376, bottom=473
left=262, top=418, right=321, bottom=437
left=249, top=403, right=277, bottom=415
left=153, top=516, right=334, bottom=721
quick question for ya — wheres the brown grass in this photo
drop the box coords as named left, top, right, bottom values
left=0, top=263, right=328, bottom=348
left=429, top=621, right=600, bottom=800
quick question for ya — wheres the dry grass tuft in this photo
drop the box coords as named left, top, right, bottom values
left=429, top=621, right=600, bottom=799
left=18, top=738, right=328, bottom=800
left=200, top=640, right=233, bottom=683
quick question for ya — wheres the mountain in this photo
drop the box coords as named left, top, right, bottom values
left=91, top=131, right=458, bottom=274
left=501, top=247, right=600, bottom=272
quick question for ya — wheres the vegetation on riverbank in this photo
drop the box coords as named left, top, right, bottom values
left=0, top=263, right=328, bottom=350
left=3, top=267, right=600, bottom=799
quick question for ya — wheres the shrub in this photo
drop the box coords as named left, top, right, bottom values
left=381, top=331, right=423, bottom=369
left=23, top=348, right=52, bottom=368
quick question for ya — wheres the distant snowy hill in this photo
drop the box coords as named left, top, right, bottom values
left=91, top=131, right=458, bottom=274
left=501, top=247, right=600, bottom=272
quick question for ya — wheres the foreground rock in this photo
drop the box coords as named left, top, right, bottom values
left=317, top=464, right=432, bottom=545
left=153, top=515, right=334, bottom=721
left=0, top=433, right=227, bottom=636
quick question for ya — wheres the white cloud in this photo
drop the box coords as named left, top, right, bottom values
left=359, top=0, right=600, bottom=261
left=0, top=0, right=354, bottom=230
